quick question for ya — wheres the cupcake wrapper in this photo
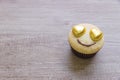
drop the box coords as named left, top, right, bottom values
left=71, top=47, right=97, bottom=58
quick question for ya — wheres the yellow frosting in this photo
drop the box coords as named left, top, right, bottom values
left=68, top=23, right=104, bottom=54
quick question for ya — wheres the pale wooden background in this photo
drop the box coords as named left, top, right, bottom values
left=0, top=0, right=120, bottom=80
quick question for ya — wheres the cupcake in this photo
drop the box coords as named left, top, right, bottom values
left=68, top=23, right=104, bottom=58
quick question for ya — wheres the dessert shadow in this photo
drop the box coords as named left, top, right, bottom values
left=68, top=49, right=96, bottom=72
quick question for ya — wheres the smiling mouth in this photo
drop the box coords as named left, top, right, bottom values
left=77, top=39, right=96, bottom=47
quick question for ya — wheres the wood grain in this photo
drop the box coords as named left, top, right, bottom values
left=0, top=0, right=120, bottom=80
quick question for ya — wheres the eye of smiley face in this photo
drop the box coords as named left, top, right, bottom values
left=72, top=25, right=86, bottom=38
left=72, top=25, right=103, bottom=47
left=90, top=28, right=103, bottom=41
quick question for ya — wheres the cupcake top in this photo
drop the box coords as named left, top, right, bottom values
left=68, top=23, right=104, bottom=54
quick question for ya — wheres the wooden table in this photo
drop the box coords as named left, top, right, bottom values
left=0, top=0, right=120, bottom=80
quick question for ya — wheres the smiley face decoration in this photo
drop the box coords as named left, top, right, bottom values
left=68, top=24, right=104, bottom=58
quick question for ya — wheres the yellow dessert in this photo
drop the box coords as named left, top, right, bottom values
left=68, top=23, right=104, bottom=58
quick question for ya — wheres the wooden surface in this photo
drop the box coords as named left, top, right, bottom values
left=0, top=0, right=120, bottom=80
